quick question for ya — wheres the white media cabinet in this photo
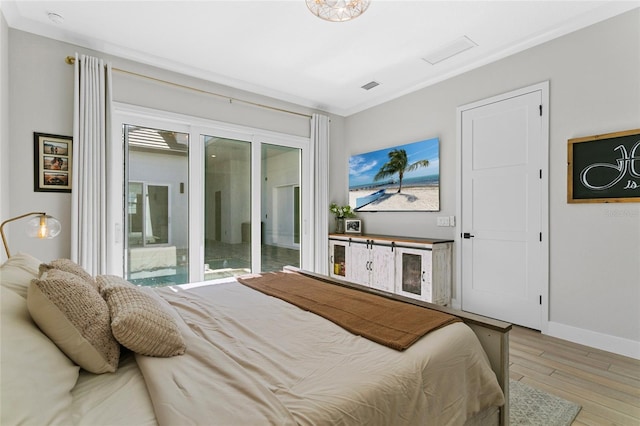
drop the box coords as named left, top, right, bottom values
left=328, top=234, right=453, bottom=306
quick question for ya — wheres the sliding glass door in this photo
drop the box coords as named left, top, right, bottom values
left=202, top=137, right=301, bottom=280
left=203, top=136, right=252, bottom=279
left=124, top=124, right=189, bottom=286
left=115, top=105, right=310, bottom=286
left=261, top=143, right=301, bottom=272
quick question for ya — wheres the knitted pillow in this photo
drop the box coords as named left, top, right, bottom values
left=27, top=269, right=120, bottom=373
left=97, top=275, right=186, bottom=357
left=39, top=259, right=97, bottom=291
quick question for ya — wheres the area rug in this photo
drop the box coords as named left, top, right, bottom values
left=510, top=379, right=581, bottom=425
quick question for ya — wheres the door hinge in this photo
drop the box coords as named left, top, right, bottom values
left=539, top=169, right=542, bottom=179
left=539, top=104, right=543, bottom=116
left=539, top=295, right=542, bottom=305
left=539, top=232, right=542, bottom=242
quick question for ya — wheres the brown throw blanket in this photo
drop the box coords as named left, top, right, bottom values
left=237, top=271, right=461, bottom=351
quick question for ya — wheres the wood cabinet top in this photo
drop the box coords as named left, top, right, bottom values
left=329, top=233, right=453, bottom=245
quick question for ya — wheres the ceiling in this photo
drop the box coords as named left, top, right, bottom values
left=2, top=1, right=638, bottom=116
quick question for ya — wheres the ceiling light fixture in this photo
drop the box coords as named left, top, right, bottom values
left=306, top=0, right=371, bottom=22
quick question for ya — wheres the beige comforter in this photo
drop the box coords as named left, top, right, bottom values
left=136, top=281, right=504, bottom=426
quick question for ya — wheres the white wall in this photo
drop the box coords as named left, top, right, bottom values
left=263, top=149, right=300, bottom=248
left=4, top=8, right=637, bottom=358
left=5, top=29, right=335, bottom=262
left=5, top=26, right=75, bottom=262
left=128, top=150, right=189, bottom=249
left=0, top=11, right=9, bottom=263
left=335, top=10, right=640, bottom=357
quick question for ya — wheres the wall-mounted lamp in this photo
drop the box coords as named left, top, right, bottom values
left=1, top=212, right=61, bottom=258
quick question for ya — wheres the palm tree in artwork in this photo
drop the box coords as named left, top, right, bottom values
left=374, top=149, right=429, bottom=193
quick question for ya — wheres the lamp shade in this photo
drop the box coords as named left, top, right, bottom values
left=26, top=215, right=61, bottom=239
left=1, top=212, right=62, bottom=258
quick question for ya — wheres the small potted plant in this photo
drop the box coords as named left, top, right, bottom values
left=329, top=202, right=356, bottom=233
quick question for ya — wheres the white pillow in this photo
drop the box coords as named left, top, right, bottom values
left=0, top=252, right=42, bottom=298
left=0, top=286, right=79, bottom=425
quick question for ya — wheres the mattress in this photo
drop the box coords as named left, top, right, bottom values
left=2, top=257, right=503, bottom=425
left=133, top=279, right=504, bottom=425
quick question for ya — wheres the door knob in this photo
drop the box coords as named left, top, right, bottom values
left=462, top=232, right=474, bottom=239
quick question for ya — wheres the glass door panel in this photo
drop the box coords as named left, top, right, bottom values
left=401, top=252, right=422, bottom=296
left=203, top=136, right=252, bottom=280
left=261, top=144, right=301, bottom=272
left=125, top=124, right=189, bottom=286
left=128, top=182, right=169, bottom=246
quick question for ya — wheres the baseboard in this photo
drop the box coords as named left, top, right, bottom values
left=547, top=321, right=640, bottom=360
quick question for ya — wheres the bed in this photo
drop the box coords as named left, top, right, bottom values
left=0, top=253, right=510, bottom=426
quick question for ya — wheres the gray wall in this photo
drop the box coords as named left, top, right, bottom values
left=2, top=27, right=337, bottom=262
left=1, top=13, right=9, bottom=234
left=334, top=10, right=640, bottom=356
left=2, top=8, right=638, bottom=357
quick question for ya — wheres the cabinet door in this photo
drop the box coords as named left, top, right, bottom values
left=328, top=240, right=347, bottom=279
left=395, top=247, right=432, bottom=302
left=347, top=243, right=371, bottom=286
left=370, top=245, right=395, bottom=293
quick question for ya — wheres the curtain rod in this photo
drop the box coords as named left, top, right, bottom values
left=65, top=56, right=312, bottom=119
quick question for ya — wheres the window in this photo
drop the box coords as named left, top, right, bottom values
left=112, top=105, right=311, bottom=286
left=124, top=125, right=189, bottom=286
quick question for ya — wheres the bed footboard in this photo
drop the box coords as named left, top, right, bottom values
left=288, top=268, right=511, bottom=426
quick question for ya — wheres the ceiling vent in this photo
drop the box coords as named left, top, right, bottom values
left=422, top=36, right=477, bottom=65
left=361, top=81, right=380, bottom=91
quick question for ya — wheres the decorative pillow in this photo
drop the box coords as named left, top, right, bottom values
left=0, top=252, right=42, bottom=298
left=27, top=269, right=120, bottom=373
left=39, top=258, right=97, bottom=291
left=1, top=286, right=79, bottom=425
left=98, top=275, right=186, bottom=357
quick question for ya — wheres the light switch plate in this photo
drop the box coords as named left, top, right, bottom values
left=437, top=216, right=450, bottom=227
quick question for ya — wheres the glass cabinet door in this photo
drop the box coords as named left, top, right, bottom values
left=395, top=247, right=432, bottom=302
left=329, top=240, right=346, bottom=278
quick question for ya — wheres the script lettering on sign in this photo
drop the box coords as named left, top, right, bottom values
left=579, top=141, right=640, bottom=191
left=568, top=129, right=640, bottom=203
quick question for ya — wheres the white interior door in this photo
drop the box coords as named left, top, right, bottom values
left=460, top=84, right=548, bottom=330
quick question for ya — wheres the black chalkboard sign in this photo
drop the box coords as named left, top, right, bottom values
left=568, top=129, right=640, bottom=203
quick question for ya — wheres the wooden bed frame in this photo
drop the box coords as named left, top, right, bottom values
left=288, top=268, right=512, bottom=425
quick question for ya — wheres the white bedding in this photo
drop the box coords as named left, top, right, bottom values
left=1, top=254, right=504, bottom=426
left=69, top=351, right=156, bottom=426
left=133, top=281, right=504, bottom=425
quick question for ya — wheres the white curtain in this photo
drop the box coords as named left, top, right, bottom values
left=71, top=54, right=112, bottom=275
left=311, top=113, right=330, bottom=274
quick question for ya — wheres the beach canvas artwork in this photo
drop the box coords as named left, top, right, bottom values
left=349, top=137, right=440, bottom=212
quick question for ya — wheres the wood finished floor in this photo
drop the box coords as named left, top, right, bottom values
left=509, top=325, right=640, bottom=425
